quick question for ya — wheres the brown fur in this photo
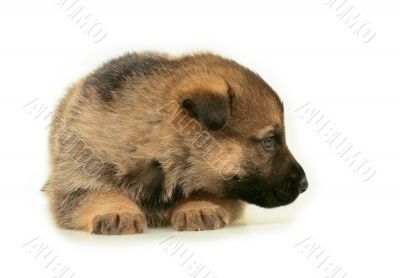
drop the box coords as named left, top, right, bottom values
left=45, top=52, right=307, bottom=234
left=76, top=191, right=146, bottom=234
left=171, top=192, right=244, bottom=231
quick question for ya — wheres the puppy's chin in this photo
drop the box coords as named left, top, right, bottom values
left=224, top=180, right=300, bottom=208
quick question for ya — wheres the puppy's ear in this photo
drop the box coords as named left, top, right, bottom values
left=180, top=75, right=231, bottom=131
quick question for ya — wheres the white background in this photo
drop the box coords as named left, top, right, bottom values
left=1, top=0, right=399, bottom=277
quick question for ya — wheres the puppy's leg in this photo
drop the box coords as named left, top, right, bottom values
left=48, top=189, right=147, bottom=235
left=171, top=194, right=244, bottom=231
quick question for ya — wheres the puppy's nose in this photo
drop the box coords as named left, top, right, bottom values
left=298, top=177, right=308, bottom=193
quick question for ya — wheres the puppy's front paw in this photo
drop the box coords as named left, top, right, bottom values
left=91, top=212, right=147, bottom=235
left=171, top=201, right=229, bottom=231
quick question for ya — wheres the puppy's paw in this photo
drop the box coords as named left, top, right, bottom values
left=171, top=201, right=229, bottom=231
left=91, top=212, right=147, bottom=235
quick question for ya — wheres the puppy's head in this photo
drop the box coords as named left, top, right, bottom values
left=178, top=59, right=308, bottom=208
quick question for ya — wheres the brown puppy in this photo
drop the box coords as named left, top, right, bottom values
left=44, top=52, right=308, bottom=234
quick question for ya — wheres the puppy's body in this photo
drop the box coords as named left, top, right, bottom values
left=45, top=52, right=307, bottom=234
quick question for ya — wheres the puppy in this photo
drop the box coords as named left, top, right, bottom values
left=44, top=52, right=308, bottom=234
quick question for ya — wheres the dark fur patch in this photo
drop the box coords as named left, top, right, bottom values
left=139, top=183, right=184, bottom=213
left=99, top=160, right=164, bottom=189
left=98, top=160, right=182, bottom=214
left=84, top=53, right=177, bottom=102
left=183, top=92, right=230, bottom=130
left=224, top=174, right=299, bottom=208
left=137, top=160, right=184, bottom=213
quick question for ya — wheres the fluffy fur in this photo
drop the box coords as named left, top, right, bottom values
left=44, top=52, right=307, bottom=234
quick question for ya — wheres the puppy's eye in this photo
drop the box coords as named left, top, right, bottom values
left=262, top=136, right=275, bottom=149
